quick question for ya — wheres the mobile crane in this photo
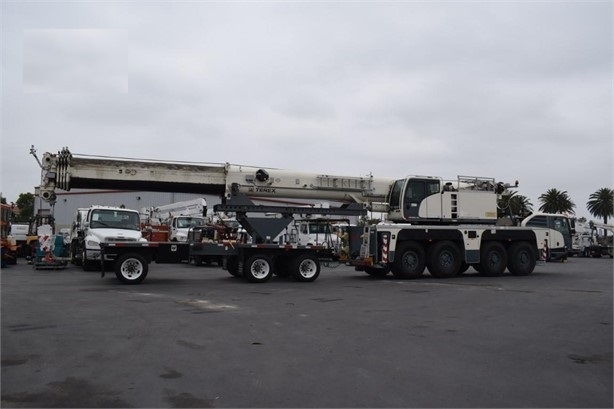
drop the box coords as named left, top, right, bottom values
left=34, top=147, right=570, bottom=284
left=141, top=198, right=208, bottom=242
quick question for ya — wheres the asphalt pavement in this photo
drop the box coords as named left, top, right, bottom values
left=1, top=257, right=612, bottom=408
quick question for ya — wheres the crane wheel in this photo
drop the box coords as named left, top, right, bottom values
left=507, top=242, right=536, bottom=276
left=479, top=242, right=508, bottom=277
left=391, top=241, right=425, bottom=279
left=426, top=240, right=461, bottom=278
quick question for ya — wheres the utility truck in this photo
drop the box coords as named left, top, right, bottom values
left=141, top=198, right=208, bottom=242
left=571, top=220, right=613, bottom=258
left=35, top=147, right=571, bottom=284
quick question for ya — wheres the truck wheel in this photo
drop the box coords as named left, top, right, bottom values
left=392, top=241, right=426, bottom=279
left=81, top=248, right=97, bottom=271
left=479, top=242, right=508, bottom=276
left=244, top=254, right=273, bottom=283
left=507, top=242, right=536, bottom=276
left=292, top=254, right=321, bottom=282
left=114, top=253, right=148, bottom=284
left=427, top=241, right=461, bottom=278
left=71, top=241, right=82, bottom=266
left=227, top=256, right=240, bottom=277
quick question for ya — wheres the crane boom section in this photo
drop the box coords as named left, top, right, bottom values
left=40, top=150, right=227, bottom=199
left=39, top=148, right=393, bottom=204
left=225, top=168, right=393, bottom=203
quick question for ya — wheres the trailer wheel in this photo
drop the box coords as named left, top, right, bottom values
left=292, top=254, right=321, bottom=282
left=479, top=242, right=508, bottom=277
left=392, top=241, right=426, bottom=279
left=507, top=242, right=536, bottom=276
left=115, top=253, right=148, bottom=284
left=427, top=241, right=461, bottom=278
left=274, top=258, right=291, bottom=277
left=244, top=254, right=273, bottom=283
left=226, top=256, right=240, bottom=277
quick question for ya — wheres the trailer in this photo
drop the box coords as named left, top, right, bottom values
left=99, top=193, right=365, bottom=283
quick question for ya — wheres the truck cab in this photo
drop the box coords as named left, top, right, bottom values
left=77, top=206, right=146, bottom=270
left=520, top=213, right=573, bottom=261
left=8, top=223, right=29, bottom=257
left=168, top=215, right=206, bottom=242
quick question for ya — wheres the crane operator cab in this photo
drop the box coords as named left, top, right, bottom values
left=386, top=176, right=509, bottom=224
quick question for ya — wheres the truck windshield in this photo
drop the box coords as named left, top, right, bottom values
left=308, top=223, right=331, bottom=234
left=388, top=180, right=405, bottom=210
left=553, top=217, right=571, bottom=237
left=177, top=217, right=206, bottom=228
left=90, top=210, right=140, bottom=230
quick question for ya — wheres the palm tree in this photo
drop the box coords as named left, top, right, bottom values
left=538, top=188, right=575, bottom=214
left=498, top=192, right=533, bottom=218
left=587, top=188, right=614, bottom=224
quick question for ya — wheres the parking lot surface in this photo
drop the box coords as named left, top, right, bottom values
left=2, top=258, right=613, bottom=408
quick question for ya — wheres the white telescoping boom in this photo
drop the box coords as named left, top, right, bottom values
left=37, top=148, right=516, bottom=225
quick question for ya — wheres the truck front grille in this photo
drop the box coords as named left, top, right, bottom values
left=105, top=237, right=138, bottom=242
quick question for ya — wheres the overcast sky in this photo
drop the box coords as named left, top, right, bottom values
left=1, top=1, right=612, bottom=220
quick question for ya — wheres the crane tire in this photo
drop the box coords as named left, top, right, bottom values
left=427, top=240, right=461, bottom=278
left=507, top=242, right=536, bottom=276
left=479, top=242, right=508, bottom=277
left=391, top=241, right=426, bottom=279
